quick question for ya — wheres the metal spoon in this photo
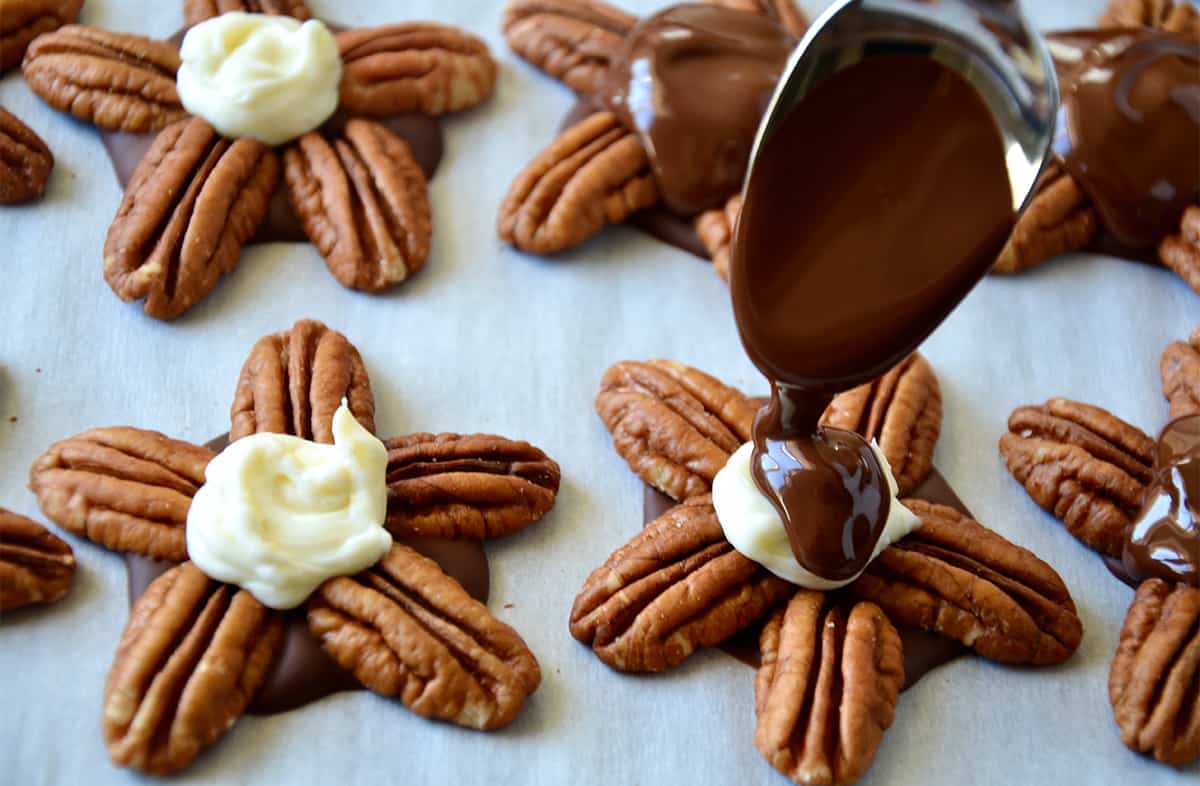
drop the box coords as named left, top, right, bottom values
left=748, top=0, right=1058, bottom=212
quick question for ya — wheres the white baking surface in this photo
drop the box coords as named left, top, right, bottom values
left=0, top=1, right=1196, bottom=784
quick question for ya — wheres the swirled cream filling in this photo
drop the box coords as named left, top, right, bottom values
left=177, top=13, right=341, bottom=145
left=712, top=442, right=920, bottom=589
left=186, top=402, right=391, bottom=609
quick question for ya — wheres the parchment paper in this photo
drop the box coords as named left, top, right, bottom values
left=0, top=1, right=1195, bottom=784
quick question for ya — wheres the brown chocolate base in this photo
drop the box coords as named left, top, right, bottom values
left=642, top=467, right=969, bottom=690
left=123, top=433, right=490, bottom=716
left=100, top=111, right=443, bottom=246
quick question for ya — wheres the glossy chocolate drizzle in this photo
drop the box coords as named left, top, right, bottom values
left=598, top=3, right=793, bottom=217
left=1107, top=415, right=1200, bottom=588
left=123, top=433, right=491, bottom=716
left=730, top=53, right=1014, bottom=574
left=1048, top=30, right=1200, bottom=252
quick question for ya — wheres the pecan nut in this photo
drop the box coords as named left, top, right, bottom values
left=0, top=507, right=75, bottom=612
left=570, top=496, right=794, bottom=672
left=307, top=543, right=541, bottom=730
left=104, top=118, right=279, bottom=320
left=848, top=499, right=1083, bottom=665
left=384, top=433, right=561, bottom=540
left=28, top=427, right=213, bottom=562
left=1161, top=326, right=1200, bottom=419
left=336, top=24, right=497, bottom=116
left=596, top=359, right=757, bottom=502
left=0, top=0, right=83, bottom=72
left=184, top=0, right=312, bottom=26
left=283, top=119, right=432, bottom=292
left=992, top=164, right=1097, bottom=274
left=1109, top=578, right=1200, bottom=766
left=694, top=193, right=741, bottom=282
left=0, top=106, right=53, bottom=204
left=1159, top=205, right=1200, bottom=297
left=999, top=398, right=1154, bottom=557
left=705, top=0, right=808, bottom=38
left=498, top=111, right=659, bottom=254
left=501, top=0, right=636, bottom=94
left=104, top=562, right=284, bottom=775
left=821, top=352, right=941, bottom=496
left=22, top=25, right=186, bottom=133
left=755, top=591, right=903, bottom=786
left=230, top=318, right=376, bottom=444
left=1099, top=0, right=1200, bottom=37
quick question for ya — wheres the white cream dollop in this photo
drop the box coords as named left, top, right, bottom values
left=712, top=441, right=920, bottom=590
left=186, top=402, right=392, bottom=609
left=177, top=13, right=342, bottom=146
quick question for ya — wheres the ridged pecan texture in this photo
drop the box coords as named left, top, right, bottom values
left=0, top=507, right=75, bottom=611
left=28, top=427, right=213, bottom=561
left=0, top=0, right=83, bottom=72
left=307, top=543, right=541, bottom=730
left=184, top=0, right=312, bottom=26
left=1161, top=326, right=1200, bottom=419
left=0, top=106, right=53, bottom=204
left=1160, top=206, right=1200, bottom=297
left=501, top=0, right=636, bottom=94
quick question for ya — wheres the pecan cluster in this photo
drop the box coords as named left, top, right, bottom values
left=999, top=324, right=1200, bottom=766
left=497, top=0, right=806, bottom=256
left=19, top=3, right=498, bottom=319
left=24, top=318, right=561, bottom=774
left=580, top=353, right=1081, bottom=785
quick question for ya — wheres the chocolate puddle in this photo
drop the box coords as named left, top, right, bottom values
left=124, top=433, right=490, bottom=716
left=100, top=22, right=446, bottom=246
left=642, top=466, right=969, bottom=689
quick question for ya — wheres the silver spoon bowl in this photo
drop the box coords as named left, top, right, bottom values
left=751, top=0, right=1058, bottom=212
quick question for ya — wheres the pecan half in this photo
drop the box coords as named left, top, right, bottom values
left=28, top=427, right=213, bottom=562
left=0, top=106, right=53, bottom=204
left=384, top=433, right=560, bottom=540
left=999, top=398, right=1154, bottom=557
left=570, top=496, right=794, bottom=672
left=0, top=507, right=75, bottom=612
left=1160, top=205, right=1200, bottom=297
left=755, top=591, right=903, bottom=786
left=104, top=118, right=278, bottom=320
left=596, top=359, right=757, bottom=502
left=848, top=499, right=1083, bottom=665
left=695, top=193, right=741, bottom=282
left=307, top=543, right=541, bottom=730
left=337, top=24, right=497, bottom=117
left=1161, top=326, right=1200, bottom=419
left=498, top=111, right=659, bottom=254
left=501, top=0, right=636, bottom=94
left=104, top=562, right=284, bottom=775
left=992, top=164, right=1097, bottom=274
left=184, top=0, right=312, bottom=26
left=1109, top=579, right=1200, bottom=766
left=821, top=353, right=941, bottom=496
left=284, top=120, right=431, bottom=292
left=1099, top=0, right=1200, bottom=37
left=0, top=0, right=83, bottom=72
left=706, top=0, right=808, bottom=38
left=22, top=25, right=185, bottom=133
left=230, top=319, right=375, bottom=444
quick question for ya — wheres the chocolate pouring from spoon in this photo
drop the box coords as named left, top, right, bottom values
left=729, top=0, right=1057, bottom=584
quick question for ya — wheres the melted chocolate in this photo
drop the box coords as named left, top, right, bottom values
left=1120, top=414, right=1200, bottom=587
left=729, top=53, right=1012, bottom=576
left=1048, top=30, right=1199, bottom=251
left=598, top=4, right=793, bottom=217
left=123, top=433, right=491, bottom=716
left=100, top=111, right=443, bottom=245
left=641, top=466, right=970, bottom=689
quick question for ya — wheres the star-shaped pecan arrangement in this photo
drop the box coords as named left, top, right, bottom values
left=22, top=318, right=561, bottom=775
left=696, top=0, right=1200, bottom=291
left=999, top=325, right=1200, bottom=767
left=17, top=1, right=498, bottom=319
left=0, top=0, right=83, bottom=203
left=576, top=355, right=1083, bottom=785
left=495, top=0, right=807, bottom=257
